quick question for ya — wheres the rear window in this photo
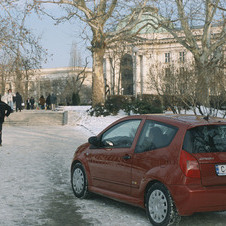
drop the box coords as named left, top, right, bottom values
left=183, top=125, right=226, bottom=153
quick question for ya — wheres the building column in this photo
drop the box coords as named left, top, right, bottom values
left=133, top=47, right=139, bottom=98
left=139, top=55, right=144, bottom=96
left=105, top=57, right=112, bottom=95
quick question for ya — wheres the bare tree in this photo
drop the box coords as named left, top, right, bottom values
left=0, top=1, right=47, bottom=97
left=69, top=42, right=83, bottom=67
left=149, top=58, right=225, bottom=116
left=33, top=0, right=150, bottom=106
left=146, top=0, right=225, bottom=113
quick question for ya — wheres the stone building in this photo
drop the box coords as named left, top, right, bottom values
left=103, top=7, right=225, bottom=99
left=32, top=67, right=92, bottom=105
left=2, top=66, right=92, bottom=105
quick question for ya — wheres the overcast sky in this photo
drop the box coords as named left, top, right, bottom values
left=26, top=9, right=92, bottom=69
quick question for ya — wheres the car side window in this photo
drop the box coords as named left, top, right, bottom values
left=135, top=120, right=178, bottom=153
left=101, top=120, right=141, bottom=148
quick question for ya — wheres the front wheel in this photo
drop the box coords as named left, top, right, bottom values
left=71, top=163, right=89, bottom=198
left=146, top=183, right=180, bottom=226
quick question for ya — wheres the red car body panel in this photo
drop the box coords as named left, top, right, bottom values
left=71, top=115, right=226, bottom=216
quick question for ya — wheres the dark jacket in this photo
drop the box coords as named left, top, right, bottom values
left=46, top=95, right=51, bottom=105
left=0, top=101, right=11, bottom=123
left=15, top=92, right=23, bottom=107
left=50, top=94, right=57, bottom=104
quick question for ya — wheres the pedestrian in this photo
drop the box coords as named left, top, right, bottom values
left=15, top=92, right=23, bottom=112
left=39, top=95, right=45, bottom=110
left=30, top=97, right=35, bottom=110
left=46, top=94, right=51, bottom=110
left=50, top=93, right=57, bottom=111
left=26, top=98, right=30, bottom=110
left=0, top=95, right=11, bottom=146
left=6, top=89, right=14, bottom=111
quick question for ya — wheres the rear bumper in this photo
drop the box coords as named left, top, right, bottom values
left=169, top=184, right=226, bottom=216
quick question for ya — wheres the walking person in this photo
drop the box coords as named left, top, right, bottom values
left=15, top=92, right=23, bottom=112
left=46, top=94, right=51, bottom=110
left=39, top=95, right=45, bottom=110
left=30, top=97, right=35, bottom=110
left=50, top=93, right=57, bottom=111
left=7, top=89, right=14, bottom=111
left=26, top=98, right=31, bottom=110
left=0, top=95, right=11, bottom=146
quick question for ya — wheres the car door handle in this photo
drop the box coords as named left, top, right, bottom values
left=122, top=155, right=131, bottom=160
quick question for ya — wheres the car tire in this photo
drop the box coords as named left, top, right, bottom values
left=71, top=163, right=89, bottom=199
left=146, top=183, right=180, bottom=226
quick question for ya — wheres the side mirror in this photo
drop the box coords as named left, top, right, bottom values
left=88, top=136, right=100, bottom=147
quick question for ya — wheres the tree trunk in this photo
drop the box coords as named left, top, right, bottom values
left=25, top=70, right=29, bottom=101
left=91, top=42, right=105, bottom=107
left=195, top=61, right=211, bottom=110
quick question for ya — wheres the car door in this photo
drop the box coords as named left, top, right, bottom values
left=131, top=120, right=178, bottom=195
left=86, top=119, right=142, bottom=195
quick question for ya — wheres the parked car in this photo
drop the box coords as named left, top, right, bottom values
left=71, top=114, right=226, bottom=225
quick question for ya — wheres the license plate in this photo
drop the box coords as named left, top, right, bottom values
left=215, top=165, right=226, bottom=176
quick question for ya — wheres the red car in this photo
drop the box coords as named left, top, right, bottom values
left=71, top=115, right=226, bottom=225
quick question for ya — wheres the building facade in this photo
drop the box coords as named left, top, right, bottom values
left=2, top=66, right=92, bottom=105
left=103, top=8, right=225, bottom=100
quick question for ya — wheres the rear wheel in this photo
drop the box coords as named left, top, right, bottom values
left=71, top=163, right=89, bottom=198
left=146, top=183, right=180, bottom=226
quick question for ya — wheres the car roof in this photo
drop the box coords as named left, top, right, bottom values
left=124, top=114, right=226, bottom=127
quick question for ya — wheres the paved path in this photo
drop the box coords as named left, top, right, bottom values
left=0, top=126, right=92, bottom=226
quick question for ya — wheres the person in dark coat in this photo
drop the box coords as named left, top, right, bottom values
left=26, top=98, right=30, bottom=110
left=50, top=93, right=57, bottom=111
left=15, top=92, right=23, bottom=112
left=30, top=97, right=35, bottom=110
left=39, top=95, right=45, bottom=110
left=0, top=95, right=11, bottom=146
left=46, top=94, right=51, bottom=110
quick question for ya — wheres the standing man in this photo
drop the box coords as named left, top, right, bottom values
left=7, top=89, right=14, bottom=111
left=46, top=94, right=51, bottom=110
left=50, top=93, right=57, bottom=111
left=0, top=95, right=11, bottom=146
left=15, top=92, right=23, bottom=112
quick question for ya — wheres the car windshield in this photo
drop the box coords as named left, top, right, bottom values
left=183, top=125, right=226, bottom=153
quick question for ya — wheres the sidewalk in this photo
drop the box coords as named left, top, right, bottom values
left=4, top=110, right=68, bottom=126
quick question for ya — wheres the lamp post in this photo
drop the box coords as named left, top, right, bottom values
left=132, top=46, right=139, bottom=99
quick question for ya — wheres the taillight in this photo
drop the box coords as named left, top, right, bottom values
left=180, top=150, right=200, bottom=178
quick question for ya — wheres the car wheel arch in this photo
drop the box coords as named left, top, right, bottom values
left=71, top=160, right=81, bottom=173
left=71, top=160, right=92, bottom=185
left=144, top=180, right=161, bottom=206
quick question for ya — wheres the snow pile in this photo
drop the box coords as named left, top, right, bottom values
left=63, top=106, right=225, bottom=137
left=63, top=106, right=125, bottom=136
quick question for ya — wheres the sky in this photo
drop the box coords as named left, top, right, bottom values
left=26, top=8, right=92, bottom=69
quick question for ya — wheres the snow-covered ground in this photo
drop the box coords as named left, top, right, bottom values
left=0, top=106, right=226, bottom=226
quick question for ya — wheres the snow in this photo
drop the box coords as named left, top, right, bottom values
left=0, top=106, right=226, bottom=225
left=63, top=106, right=125, bottom=136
